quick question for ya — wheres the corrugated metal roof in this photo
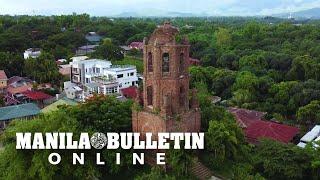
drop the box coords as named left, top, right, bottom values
left=41, top=98, right=77, bottom=114
left=0, top=103, right=40, bottom=121
left=300, top=125, right=320, bottom=142
left=245, top=120, right=299, bottom=144
left=22, top=91, right=52, bottom=100
left=85, top=34, right=102, bottom=42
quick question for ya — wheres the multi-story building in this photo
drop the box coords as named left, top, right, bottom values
left=70, top=59, right=112, bottom=84
left=86, top=76, right=119, bottom=95
left=0, top=70, right=8, bottom=94
left=103, top=65, right=139, bottom=89
left=23, top=48, right=41, bottom=59
left=69, top=58, right=138, bottom=97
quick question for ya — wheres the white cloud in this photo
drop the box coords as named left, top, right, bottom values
left=0, top=0, right=319, bottom=16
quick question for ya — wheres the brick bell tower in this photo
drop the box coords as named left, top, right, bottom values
left=132, top=22, right=201, bottom=139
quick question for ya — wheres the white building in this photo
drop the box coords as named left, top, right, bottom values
left=70, top=59, right=112, bottom=84
left=297, top=125, right=320, bottom=148
left=24, top=48, right=41, bottom=59
left=69, top=58, right=138, bottom=96
left=70, top=56, right=88, bottom=62
left=103, top=65, right=138, bottom=89
left=64, top=81, right=84, bottom=101
left=85, top=76, right=119, bottom=95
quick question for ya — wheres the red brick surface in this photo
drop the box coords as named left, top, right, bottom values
left=132, top=22, right=201, bottom=138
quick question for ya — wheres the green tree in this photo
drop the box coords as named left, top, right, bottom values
left=297, top=100, right=320, bottom=126
left=0, top=95, right=135, bottom=179
left=253, top=140, right=312, bottom=180
left=91, top=43, right=124, bottom=61
left=24, top=52, right=61, bottom=84
left=239, top=53, right=267, bottom=74
left=206, top=120, right=246, bottom=167
left=167, top=147, right=195, bottom=177
left=215, top=27, right=232, bottom=50
left=0, top=52, right=25, bottom=77
left=0, top=110, right=98, bottom=180
left=135, top=167, right=176, bottom=180
left=217, top=52, right=239, bottom=70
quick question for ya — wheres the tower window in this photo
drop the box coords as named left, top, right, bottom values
left=179, top=52, right=184, bottom=73
left=147, top=86, right=153, bottom=106
left=148, top=52, right=153, bottom=72
left=162, top=53, right=170, bottom=73
left=179, top=86, right=185, bottom=107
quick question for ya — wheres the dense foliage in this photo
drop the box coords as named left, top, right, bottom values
left=1, top=14, right=320, bottom=179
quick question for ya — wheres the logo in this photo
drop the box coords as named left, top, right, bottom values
left=16, top=132, right=204, bottom=165
left=90, top=132, right=107, bottom=149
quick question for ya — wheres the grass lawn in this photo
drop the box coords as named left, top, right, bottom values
left=114, top=56, right=144, bottom=73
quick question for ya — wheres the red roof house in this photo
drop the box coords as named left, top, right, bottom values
left=22, top=91, right=52, bottom=101
left=229, top=107, right=299, bottom=144
left=0, top=70, right=7, bottom=80
left=189, top=57, right=201, bottom=66
left=7, top=76, right=33, bottom=95
left=245, top=120, right=299, bottom=144
left=120, top=86, right=137, bottom=99
left=129, top=42, right=144, bottom=50
left=228, top=107, right=266, bottom=128
left=0, top=70, right=8, bottom=94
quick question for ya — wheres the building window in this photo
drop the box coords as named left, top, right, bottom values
left=130, top=72, right=134, bottom=76
left=148, top=52, right=153, bottom=72
left=147, top=86, right=153, bottom=106
left=117, top=74, right=123, bottom=78
left=179, top=86, right=185, bottom=106
left=179, top=52, right=184, bottom=73
left=162, top=53, right=169, bottom=73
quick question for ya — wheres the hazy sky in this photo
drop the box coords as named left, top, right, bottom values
left=0, top=0, right=319, bottom=16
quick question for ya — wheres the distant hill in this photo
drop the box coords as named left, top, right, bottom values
left=115, top=9, right=207, bottom=17
left=274, top=8, right=320, bottom=19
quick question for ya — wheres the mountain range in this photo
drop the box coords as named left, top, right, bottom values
left=114, top=7, right=320, bottom=19
left=114, top=9, right=208, bottom=17
left=273, top=8, right=320, bottom=19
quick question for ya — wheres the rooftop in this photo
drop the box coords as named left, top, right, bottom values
left=228, top=107, right=267, bottom=128
left=245, top=120, right=299, bottom=144
left=0, top=70, right=7, bottom=80
left=59, top=65, right=71, bottom=76
left=229, top=107, right=299, bottom=144
left=78, top=45, right=99, bottom=50
left=121, top=86, right=137, bottom=99
left=300, top=125, right=320, bottom=143
left=41, top=98, right=77, bottom=114
left=85, top=32, right=102, bottom=42
left=108, top=65, right=136, bottom=72
left=22, top=91, right=53, bottom=101
left=7, top=76, right=33, bottom=95
left=25, top=48, right=41, bottom=52
left=70, top=56, right=88, bottom=62
left=0, top=103, right=40, bottom=121
left=120, top=45, right=131, bottom=51
left=129, top=42, right=143, bottom=49
left=189, top=57, right=201, bottom=66
left=71, top=59, right=111, bottom=66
